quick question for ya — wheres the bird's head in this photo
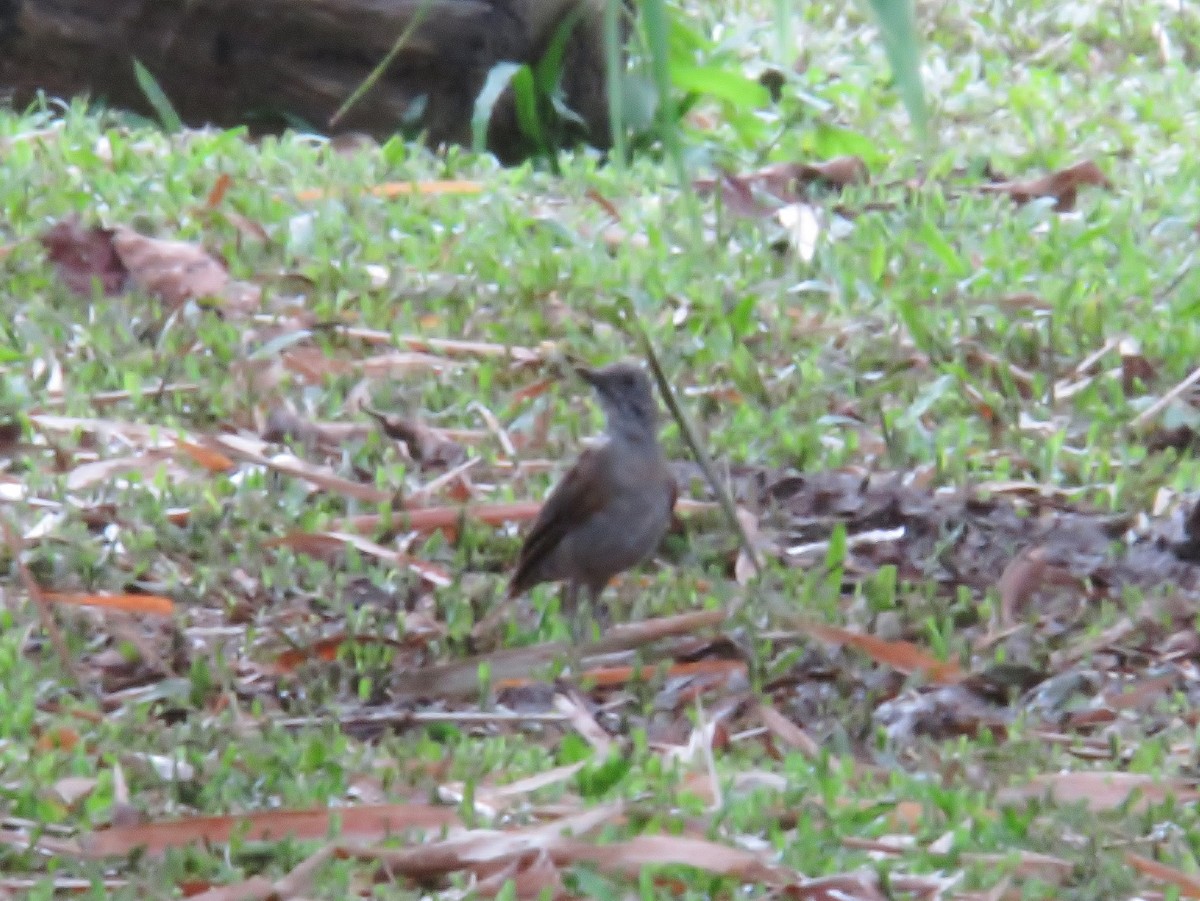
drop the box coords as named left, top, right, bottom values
left=575, top=362, right=659, bottom=441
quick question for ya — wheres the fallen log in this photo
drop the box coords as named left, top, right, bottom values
left=0, top=0, right=617, bottom=161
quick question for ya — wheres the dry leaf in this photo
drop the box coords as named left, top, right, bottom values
left=39, top=218, right=127, bottom=296
left=800, top=619, right=964, bottom=684
left=758, top=702, right=821, bottom=759
left=1125, top=851, right=1200, bottom=898
left=111, top=225, right=261, bottom=312
left=296, top=180, right=483, bottom=202
left=996, top=546, right=1049, bottom=625
left=998, top=771, right=1199, bottom=811
left=79, top=803, right=464, bottom=856
left=695, top=156, right=868, bottom=215
left=41, top=592, right=175, bottom=616
left=979, top=159, right=1111, bottom=212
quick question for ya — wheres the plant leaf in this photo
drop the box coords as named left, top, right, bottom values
left=865, top=0, right=928, bottom=135
left=472, top=62, right=523, bottom=152
left=132, top=60, right=183, bottom=134
left=511, top=65, right=548, bottom=152
left=668, top=63, right=769, bottom=108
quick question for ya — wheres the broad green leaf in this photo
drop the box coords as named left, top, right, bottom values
left=669, top=63, right=770, bottom=108
left=668, top=13, right=713, bottom=56
left=801, top=124, right=884, bottom=166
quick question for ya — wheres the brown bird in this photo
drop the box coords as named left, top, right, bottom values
left=508, top=361, right=676, bottom=638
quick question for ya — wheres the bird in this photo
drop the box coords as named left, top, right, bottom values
left=508, top=361, right=676, bottom=640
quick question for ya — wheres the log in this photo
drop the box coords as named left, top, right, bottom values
left=0, top=0, right=617, bottom=162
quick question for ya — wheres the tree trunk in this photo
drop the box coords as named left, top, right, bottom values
left=0, top=0, right=616, bottom=162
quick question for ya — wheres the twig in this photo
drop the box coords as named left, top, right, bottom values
left=267, top=709, right=569, bottom=731
left=329, top=0, right=435, bottom=126
left=620, top=296, right=764, bottom=604
left=407, top=457, right=481, bottom=505
left=469, top=400, right=517, bottom=458
left=1131, top=362, right=1200, bottom=428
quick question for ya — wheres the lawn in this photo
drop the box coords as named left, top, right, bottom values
left=2, top=1, right=1200, bottom=898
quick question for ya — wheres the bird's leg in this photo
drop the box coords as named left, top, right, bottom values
left=557, top=580, right=583, bottom=678
left=570, top=583, right=608, bottom=645
left=592, top=583, right=612, bottom=633
left=562, top=580, right=580, bottom=633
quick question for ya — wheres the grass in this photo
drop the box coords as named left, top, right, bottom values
left=2, top=0, right=1200, bottom=898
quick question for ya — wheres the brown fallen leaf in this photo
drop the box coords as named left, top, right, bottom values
left=184, top=876, right=276, bottom=901
left=473, top=848, right=565, bottom=899
left=348, top=814, right=793, bottom=886
left=111, top=225, right=261, bottom=313
left=562, top=833, right=789, bottom=882
left=996, top=545, right=1049, bottom=626
left=295, top=180, right=484, bottom=202
left=758, top=156, right=869, bottom=194
left=1103, top=672, right=1179, bottom=711
left=39, top=218, right=127, bottom=296
left=501, top=658, right=746, bottom=692
left=200, top=174, right=271, bottom=243
left=268, top=531, right=452, bottom=586
left=978, top=159, right=1111, bottom=212
left=1125, top=851, right=1200, bottom=898
left=206, top=173, right=234, bottom=208
left=998, top=771, right=1200, bottom=811
left=994, top=545, right=1087, bottom=628
left=78, top=803, right=465, bottom=857
left=175, top=440, right=236, bottom=473
left=710, top=168, right=778, bottom=218
left=272, top=633, right=413, bottom=674
left=799, top=619, right=964, bottom=684
left=41, top=592, right=174, bottom=616
left=757, top=702, right=821, bottom=759
left=694, top=156, right=869, bottom=217
left=585, top=187, right=622, bottom=220
left=959, top=850, right=1074, bottom=883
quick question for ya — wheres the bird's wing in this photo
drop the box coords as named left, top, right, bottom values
left=509, top=445, right=610, bottom=597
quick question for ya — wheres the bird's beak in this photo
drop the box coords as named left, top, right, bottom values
left=574, top=365, right=600, bottom=387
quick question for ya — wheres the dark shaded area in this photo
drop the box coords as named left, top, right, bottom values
left=0, top=0, right=617, bottom=161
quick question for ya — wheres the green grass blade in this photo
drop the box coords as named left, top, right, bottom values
left=510, top=65, right=549, bottom=155
left=472, top=62, right=523, bottom=152
left=865, top=0, right=929, bottom=136
left=603, top=0, right=628, bottom=165
left=329, top=0, right=434, bottom=127
left=132, top=60, right=184, bottom=134
left=641, top=0, right=700, bottom=234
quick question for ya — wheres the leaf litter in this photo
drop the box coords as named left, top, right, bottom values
left=7, top=152, right=1197, bottom=901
